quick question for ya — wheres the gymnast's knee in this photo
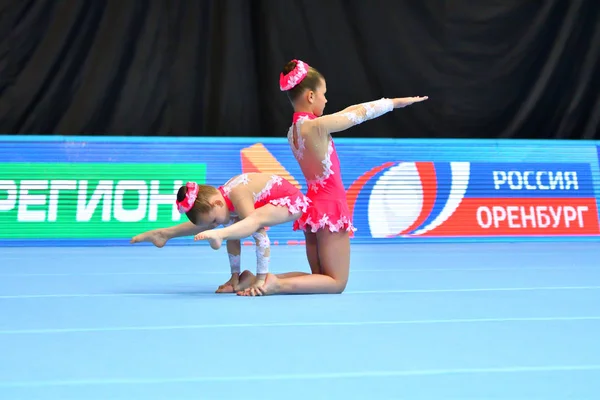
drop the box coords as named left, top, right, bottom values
left=330, top=276, right=348, bottom=294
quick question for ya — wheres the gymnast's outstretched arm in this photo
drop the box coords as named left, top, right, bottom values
left=306, top=96, right=428, bottom=136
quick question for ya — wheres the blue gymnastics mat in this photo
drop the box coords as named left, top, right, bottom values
left=1, top=242, right=599, bottom=399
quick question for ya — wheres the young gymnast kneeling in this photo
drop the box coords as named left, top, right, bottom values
left=176, top=173, right=310, bottom=295
left=274, top=59, right=427, bottom=296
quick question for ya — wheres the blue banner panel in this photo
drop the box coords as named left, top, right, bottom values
left=1, top=136, right=599, bottom=246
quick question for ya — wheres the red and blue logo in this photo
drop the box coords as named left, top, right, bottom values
left=347, top=162, right=600, bottom=237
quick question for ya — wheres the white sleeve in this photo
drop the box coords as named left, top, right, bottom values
left=311, top=98, right=394, bottom=135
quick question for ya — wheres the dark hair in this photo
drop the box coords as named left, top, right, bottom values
left=177, top=184, right=219, bottom=224
left=281, top=60, right=324, bottom=103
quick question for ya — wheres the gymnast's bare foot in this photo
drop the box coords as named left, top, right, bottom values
left=130, top=229, right=169, bottom=248
left=236, top=270, right=256, bottom=292
left=216, top=270, right=255, bottom=293
left=216, top=273, right=239, bottom=293
left=194, top=230, right=223, bottom=250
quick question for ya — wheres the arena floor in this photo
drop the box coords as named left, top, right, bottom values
left=1, top=242, right=599, bottom=399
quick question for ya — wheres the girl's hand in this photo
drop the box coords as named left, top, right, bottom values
left=392, top=96, right=428, bottom=108
left=237, top=274, right=267, bottom=296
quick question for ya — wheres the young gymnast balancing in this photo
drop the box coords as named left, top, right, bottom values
left=193, top=59, right=428, bottom=296
left=162, top=172, right=310, bottom=294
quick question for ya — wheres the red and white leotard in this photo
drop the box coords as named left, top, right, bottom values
left=217, top=173, right=311, bottom=218
left=287, top=112, right=356, bottom=234
left=216, top=173, right=310, bottom=275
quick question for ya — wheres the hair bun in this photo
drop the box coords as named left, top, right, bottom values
left=282, top=60, right=298, bottom=75
left=176, top=185, right=188, bottom=202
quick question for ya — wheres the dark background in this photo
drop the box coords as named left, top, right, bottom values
left=1, top=0, right=599, bottom=139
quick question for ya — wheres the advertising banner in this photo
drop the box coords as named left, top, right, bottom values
left=0, top=162, right=206, bottom=239
left=1, top=136, right=599, bottom=246
left=348, top=161, right=599, bottom=238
